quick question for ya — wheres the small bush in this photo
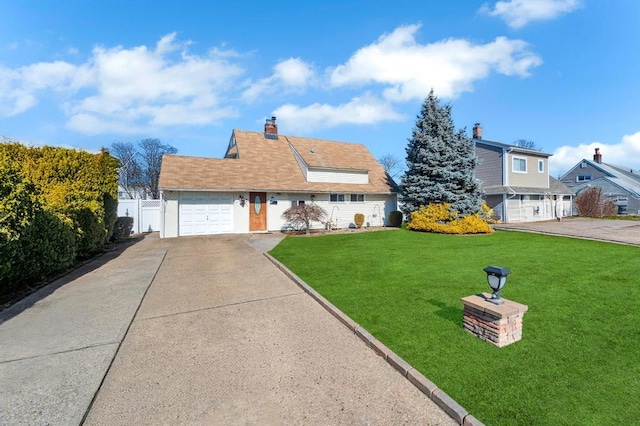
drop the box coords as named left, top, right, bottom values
left=407, top=203, right=493, bottom=234
left=575, top=186, right=617, bottom=217
left=388, top=210, right=403, bottom=227
left=354, top=213, right=365, bottom=228
left=282, top=204, right=328, bottom=234
left=112, top=216, right=134, bottom=240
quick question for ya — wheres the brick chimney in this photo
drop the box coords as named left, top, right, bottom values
left=593, top=147, right=602, bottom=163
left=264, top=116, right=278, bottom=139
left=473, top=123, right=482, bottom=140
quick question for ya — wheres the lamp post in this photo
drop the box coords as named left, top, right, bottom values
left=483, top=266, right=510, bottom=305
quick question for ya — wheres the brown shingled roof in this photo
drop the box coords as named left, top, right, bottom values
left=159, top=130, right=397, bottom=194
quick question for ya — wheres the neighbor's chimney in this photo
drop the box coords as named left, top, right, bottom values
left=473, top=123, right=482, bottom=140
left=264, top=116, right=278, bottom=139
left=593, top=147, right=602, bottom=163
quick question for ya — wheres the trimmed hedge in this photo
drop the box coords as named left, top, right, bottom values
left=0, top=142, right=119, bottom=298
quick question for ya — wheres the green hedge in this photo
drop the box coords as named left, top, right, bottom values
left=0, top=142, right=118, bottom=298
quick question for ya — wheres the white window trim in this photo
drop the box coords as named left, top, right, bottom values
left=576, top=175, right=592, bottom=183
left=330, top=193, right=346, bottom=203
left=513, top=156, right=527, bottom=173
left=350, top=193, right=365, bottom=203
left=538, top=159, right=544, bottom=173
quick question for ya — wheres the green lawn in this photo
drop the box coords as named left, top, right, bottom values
left=269, top=229, right=640, bottom=426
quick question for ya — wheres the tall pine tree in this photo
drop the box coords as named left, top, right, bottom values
left=401, top=90, right=483, bottom=216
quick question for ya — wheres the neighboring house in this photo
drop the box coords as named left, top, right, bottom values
left=157, top=117, right=398, bottom=238
left=472, top=124, right=572, bottom=223
left=559, top=148, right=640, bottom=215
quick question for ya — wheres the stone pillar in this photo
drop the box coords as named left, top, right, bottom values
left=460, top=293, right=528, bottom=348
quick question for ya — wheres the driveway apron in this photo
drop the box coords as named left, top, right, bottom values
left=84, top=234, right=455, bottom=425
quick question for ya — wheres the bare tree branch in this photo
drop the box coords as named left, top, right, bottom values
left=514, top=139, right=542, bottom=151
left=378, top=154, right=402, bottom=178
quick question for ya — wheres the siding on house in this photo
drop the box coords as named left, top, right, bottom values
left=161, top=191, right=179, bottom=238
left=475, top=144, right=503, bottom=187
left=484, top=194, right=504, bottom=221
left=506, top=153, right=548, bottom=188
left=307, top=168, right=369, bottom=184
left=559, top=161, right=609, bottom=186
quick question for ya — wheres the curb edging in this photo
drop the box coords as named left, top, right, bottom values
left=264, top=252, right=485, bottom=426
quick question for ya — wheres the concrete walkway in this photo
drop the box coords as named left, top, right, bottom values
left=1, top=233, right=455, bottom=425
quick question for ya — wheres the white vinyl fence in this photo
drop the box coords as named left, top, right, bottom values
left=117, top=199, right=161, bottom=234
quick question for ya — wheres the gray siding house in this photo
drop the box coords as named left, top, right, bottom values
left=472, top=124, right=572, bottom=223
left=559, top=148, right=640, bottom=215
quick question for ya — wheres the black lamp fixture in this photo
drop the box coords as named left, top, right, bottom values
left=483, top=266, right=510, bottom=305
left=239, top=194, right=247, bottom=207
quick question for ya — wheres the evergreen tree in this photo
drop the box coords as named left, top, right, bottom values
left=401, top=90, right=483, bottom=216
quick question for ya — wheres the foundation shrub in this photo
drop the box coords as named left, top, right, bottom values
left=354, top=213, right=365, bottom=228
left=407, top=203, right=493, bottom=234
left=388, top=210, right=403, bottom=227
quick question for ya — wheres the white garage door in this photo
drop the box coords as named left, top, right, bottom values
left=179, top=192, right=233, bottom=236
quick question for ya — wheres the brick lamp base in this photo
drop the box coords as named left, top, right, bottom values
left=461, top=293, right=528, bottom=348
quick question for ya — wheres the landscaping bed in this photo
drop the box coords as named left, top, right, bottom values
left=269, top=229, right=640, bottom=425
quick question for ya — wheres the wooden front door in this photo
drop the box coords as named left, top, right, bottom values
left=249, top=192, right=267, bottom=231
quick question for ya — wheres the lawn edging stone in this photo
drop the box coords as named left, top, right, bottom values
left=264, top=252, right=485, bottom=426
left=431, top=389, right=469, bottom=424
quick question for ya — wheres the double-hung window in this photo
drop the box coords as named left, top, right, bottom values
left=513, top=157, right=527, bottom=173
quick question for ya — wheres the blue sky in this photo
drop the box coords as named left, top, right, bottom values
left=1, top=0, right=639, bottom=177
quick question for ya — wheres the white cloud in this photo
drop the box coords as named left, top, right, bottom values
left=1, top=33, right=245, bottom=133
left=329, top=24, right=542, bottom=102
left=242, top=57, right=314, bottom=102
left=550, top=132, right=640, bottom=177
left=273, top=94, right=403, bottom=132
left=0, top=61, right=77, bottom=115
left=481, top=0, right=582, bottom=29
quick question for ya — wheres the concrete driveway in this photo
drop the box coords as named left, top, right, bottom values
left=1, top=233, right=456, bottom=425
left=494, top=217, right=640, bottom=246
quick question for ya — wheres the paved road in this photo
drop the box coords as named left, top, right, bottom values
left=1, top=233, right=455, bottom=425
left=494, top=217, right=640, bottom=246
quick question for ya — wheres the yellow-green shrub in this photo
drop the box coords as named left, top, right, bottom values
left=407, top=203, right=493, bottom=234
left=354, top=213, right=365, bottom=228
left=479, top=202, right=500, bottom=224
left=0, top=142, right=118, bottom=296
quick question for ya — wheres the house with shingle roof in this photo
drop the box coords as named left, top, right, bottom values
left=158, top=117, right=398, bottom=237
left=559, top=148, right=640, bottom=215
left=471, top=124, right=573, bottom=222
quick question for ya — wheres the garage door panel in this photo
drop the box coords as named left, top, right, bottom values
left=179, top=192, right=234, bottom=236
